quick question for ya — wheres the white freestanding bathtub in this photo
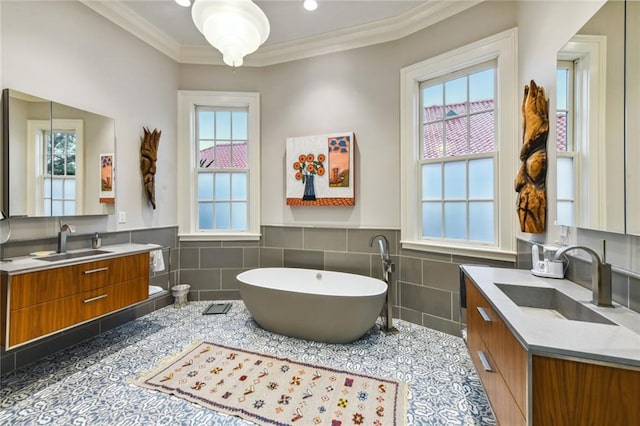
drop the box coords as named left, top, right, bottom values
left=236, top=268, right=387, bottom=344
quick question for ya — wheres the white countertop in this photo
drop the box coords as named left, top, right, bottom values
left=462, top=265, right=640, bottom=368
left=0, top=243, right=157, bottom=274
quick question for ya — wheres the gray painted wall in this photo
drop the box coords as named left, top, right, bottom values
left=1, top=0, right=178, bottom=236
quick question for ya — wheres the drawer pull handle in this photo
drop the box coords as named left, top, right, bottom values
left=477, top=350, right=493, bottom=372
left=477, top=307, right=492, bottom=322
left=83, top=294, right=108, bottom=303
left=83, top=267, right=109, bottom=275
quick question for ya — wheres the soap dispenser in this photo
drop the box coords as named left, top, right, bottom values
left=92, top=232, right=102, bottom=249
left=531, top=244, right=564, bottom=278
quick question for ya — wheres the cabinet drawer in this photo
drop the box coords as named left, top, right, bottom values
left=466, top=277, right=490, bottom=337
left=466, top=277, right=527, bottom=419
left=9, top=253, right=149, bottom=310
left=468, top=334, right=526, bottom=426
left=8, top=276, right=148, bottom=347
left=77, top=276, right=148, bottom=322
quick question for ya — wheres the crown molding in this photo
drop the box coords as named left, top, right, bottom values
left=80, top=0, right=483, bottom=67
left=247, top=0, right=484, bottom=67
left=79, top=0, right=183, bottom=61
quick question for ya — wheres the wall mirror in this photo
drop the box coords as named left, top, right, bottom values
left=625, top=0, right=640, bottom=235
left=2, top=89, right=115, bottom=217
left=556, top=0, right=625, bottom=233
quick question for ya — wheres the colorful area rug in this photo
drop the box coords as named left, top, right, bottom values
left=134, top=341, right=407, bottom=425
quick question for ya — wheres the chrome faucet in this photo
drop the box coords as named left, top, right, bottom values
left=369, top=234, right=394, bottom=276
left=57, top=222, right=77, bottom=253
left=553, top=243, right=612, bottom=307
left=369, top=234, right=397, bottom=333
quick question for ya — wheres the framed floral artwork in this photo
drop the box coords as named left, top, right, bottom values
left=286, top=132, right=355, bottom=206
left=99, top=153, right=115, bottom=204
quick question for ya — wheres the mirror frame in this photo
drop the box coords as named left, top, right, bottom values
left=625, top=0, right=640, bottom=235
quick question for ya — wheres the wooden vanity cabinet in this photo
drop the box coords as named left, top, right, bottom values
left=5, top=252, right=149, bottom=348
left=466, top=276, right=527, bottom=425
left=1, top=273, right=7, bottom=347
left=531, top=355, right=640, bottom=425
left=465, top=275, right=640, bottom=426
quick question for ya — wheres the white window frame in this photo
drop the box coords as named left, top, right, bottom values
left=400, top=28, right=518, bottom=261
left=558, top=35, right=607, bottom=230
left=27, top=119, right=84, bottom=216
left=177, top=91, right=261, bottom=241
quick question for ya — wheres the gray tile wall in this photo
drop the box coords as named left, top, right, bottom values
left=516, top=238, right=640, bottom=313
left=180, top=226, right=516, bottom=338
left=0, top=226, right=179, bottom=376
left=398, top=247, right=514, bottom=336
left=178, top=240, right=259, bottom=301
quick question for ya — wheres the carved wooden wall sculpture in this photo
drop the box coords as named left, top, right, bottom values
left=515, top=80, right=548, bottom=233
left=140, top=127, right=161, bottom=209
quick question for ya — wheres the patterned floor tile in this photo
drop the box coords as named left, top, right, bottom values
left=0, top=301, right=495, bottom=425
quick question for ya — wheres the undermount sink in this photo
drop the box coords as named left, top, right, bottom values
left=36, top=249, right=112, bottom=262
left=495, top=283, right=615, bottom=326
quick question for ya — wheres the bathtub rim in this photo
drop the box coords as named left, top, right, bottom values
left=236, top=267, right=388, bottom=297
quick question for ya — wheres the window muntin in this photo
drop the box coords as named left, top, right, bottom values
left=419, top=63, right=496, bottom=243
left=196, top=107, right=248, bottom=231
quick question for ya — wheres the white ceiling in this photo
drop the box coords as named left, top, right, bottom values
left=123, top=0, right=424, bottom=46
left=81, top=0, right=482, bottom=66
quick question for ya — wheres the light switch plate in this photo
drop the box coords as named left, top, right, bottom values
left=118, top=212, right=126, bottom=223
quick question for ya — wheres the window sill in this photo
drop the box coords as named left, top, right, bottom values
left=401, top=240, right=516, bottom=262
left=179, top=233, right=262, bottom=242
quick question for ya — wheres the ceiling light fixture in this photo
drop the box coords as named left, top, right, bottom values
left=175, top=0, right=191, bottom=7
left=303, top=0, right=318, bottom=11
left=191, top=0, right=270, bottom=67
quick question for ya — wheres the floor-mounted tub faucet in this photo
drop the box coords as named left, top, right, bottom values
left=369, top=234, right=398, bottom=333
left=58, top=222, right=77, bottom=253
left=370, top=234, right=392, bottom=271
left=553, top=242, right=613, bottom=307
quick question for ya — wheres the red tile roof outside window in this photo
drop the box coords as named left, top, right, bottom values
left=423, top=100, right=494, bottom=159
left=423, top=100, right=568, bottom=158
left=556, top=113, right=568, bottom=151
left=199, top=143, right=248, bottom=169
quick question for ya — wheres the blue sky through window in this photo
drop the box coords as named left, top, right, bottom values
left=557, top=69, right=568, bottom=110
left=423, top=68, right=494, bottom=111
